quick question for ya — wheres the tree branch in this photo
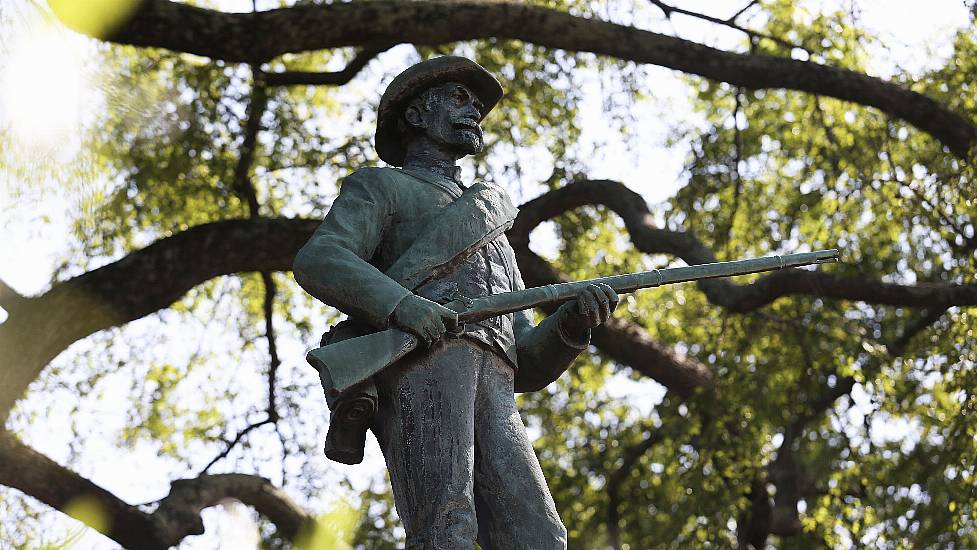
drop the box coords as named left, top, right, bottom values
left=156, top=472, right=315, bottom=543
left=261, top=43, right=393, bottom=86
left=201, top=418, right=274, bottom=474
left=262, top=271, right=281, bottom=424
left=886, top=306, right=949, bottom=356
left=729, top=1, right=760, bottom=23
left=742, top=306, right=949, bottom=542
left=511, top=180, right=977, bottom=312
left=648, top=0, right=804, bottom=53
left=0, top=278, right=26, bottom=311
left=513, top=246, right=714, bottom=396
left=63, top=0, right=977, bottom=156
left=0, top=433, right=314, bottom=549
left=0, top=217, right=320, bottom=426
left=203, top=73, right=283, bottom=472
left=606, top=430, right=666, bottom=550
left=232, top=81, right=267, bottom=218
left=4, top=182, right=973, bottom=424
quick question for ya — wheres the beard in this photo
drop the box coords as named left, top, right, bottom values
left=454, top=127, right=484, bottom=155
left=427, top=117, right=484, bottom=156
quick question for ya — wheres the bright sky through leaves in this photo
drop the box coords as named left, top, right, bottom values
left=0, top=0, right=973, bottom=547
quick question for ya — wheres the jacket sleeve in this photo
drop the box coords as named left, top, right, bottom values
left=292, top=169, right=411, bottom=329
left=510, top=250, right=591, bottom=393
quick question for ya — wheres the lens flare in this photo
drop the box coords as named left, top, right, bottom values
left=48, top=0, right=142, bottom=39
left=0, top=21, right=88, bottom=151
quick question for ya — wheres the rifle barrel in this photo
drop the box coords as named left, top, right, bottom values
left=458, top=249, right=838, bottom=323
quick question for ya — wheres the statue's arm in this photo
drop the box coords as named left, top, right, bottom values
left=292, top=170, right=411, bottom=329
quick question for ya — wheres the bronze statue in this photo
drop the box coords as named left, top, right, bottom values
left=293, top=56, right=839, bottom=548
left=293, top=56, right=616, bottom=549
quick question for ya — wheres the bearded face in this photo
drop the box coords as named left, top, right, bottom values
left=404, top=82, right=485, bottom=157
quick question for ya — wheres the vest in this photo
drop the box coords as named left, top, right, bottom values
left=415, top=235, right=519, bottom=366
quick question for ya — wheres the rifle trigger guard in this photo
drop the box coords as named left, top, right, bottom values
left=446, top=323, right=467, bottom=339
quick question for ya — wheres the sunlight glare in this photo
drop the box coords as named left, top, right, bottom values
left=0, top=22, right=88, bottom=151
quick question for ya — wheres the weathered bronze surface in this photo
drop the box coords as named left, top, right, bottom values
left=308, top=248, right=839, bottom=395
left=293, top=56, right=618, bottom=548
left=293, top=56, right=843, bottom=548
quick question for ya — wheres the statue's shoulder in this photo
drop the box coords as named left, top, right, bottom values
left=343, top=166, right=406, bottom=185
left=476, top=179, right=519, bottom=213
left=338, top=166, right=412, bottom=199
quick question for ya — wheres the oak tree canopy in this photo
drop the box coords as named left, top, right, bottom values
left=1, top=0, right=975, bottom=547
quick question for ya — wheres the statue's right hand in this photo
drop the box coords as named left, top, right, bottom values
left=391, top=294, right=459, bottom=347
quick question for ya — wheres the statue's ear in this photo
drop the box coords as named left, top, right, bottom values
left=403, top=103, right=425, bottom=130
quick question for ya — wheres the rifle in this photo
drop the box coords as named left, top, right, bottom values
left=308, top=249, right=839, bottom=395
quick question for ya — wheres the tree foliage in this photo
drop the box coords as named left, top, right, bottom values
left=1, top=0, right=975, bottom=548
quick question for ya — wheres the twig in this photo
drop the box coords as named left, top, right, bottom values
left=728, top=0, right=760, bottom=23
left=606, top=429, right=666, bottom=550
left=201, top=418, right=274, bottom=473
left=233, top=82, right=267, bottom=218
left=718, top=88, right=745, bottom=253
left=647, top=0, right=806, bottom=53
left=880, top=136, right=976, bottom=252
left=261, top=272, right=280, bottom=423
left=886, top=307, right=949, bottom=356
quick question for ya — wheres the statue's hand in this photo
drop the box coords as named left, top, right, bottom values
left=391, top=294, right=459, bottom=347
left=560, top=283, right=620, bottom=333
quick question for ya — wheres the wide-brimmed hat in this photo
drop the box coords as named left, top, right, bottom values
left=375, top=56, right=503, bottom=166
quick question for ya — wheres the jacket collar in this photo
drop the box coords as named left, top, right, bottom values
left=397, top=167, right=466, bottom=199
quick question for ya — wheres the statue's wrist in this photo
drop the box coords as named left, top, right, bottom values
left=389, top=293, right=418, bottom=328
left=556, top=303, right=590, bottom=349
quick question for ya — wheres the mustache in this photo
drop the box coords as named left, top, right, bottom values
left=451, top=117, right=482, bottom=135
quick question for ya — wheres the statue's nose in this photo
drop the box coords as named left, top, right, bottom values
left=463, top=103, right=481, bottom=120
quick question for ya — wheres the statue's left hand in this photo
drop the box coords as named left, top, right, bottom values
left=560, top=282, right=620, bottom=332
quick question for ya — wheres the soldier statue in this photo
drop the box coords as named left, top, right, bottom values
left=293, top=56, right=619, bottom=549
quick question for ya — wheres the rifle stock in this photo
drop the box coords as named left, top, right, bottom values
left=307, top=249, right=839, bottom=394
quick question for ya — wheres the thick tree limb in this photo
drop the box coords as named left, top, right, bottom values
left=0, top=434, right=162, bottom=548
left=155, top=472, right=315, bottom=543
left=512, top=247, right=713, bottom=396
left=4, top=182, right=973, bottom=423
left=0, top=218, right=320, bottom=426
left=0, top=434, right=315, bottom=549
left=512, top=180, right=977, bottom=312
left=0, top=278, right=26, bottom=310
left=0, top=222, right=704, bottom=423
left=63, top=0, right=977, bottom=156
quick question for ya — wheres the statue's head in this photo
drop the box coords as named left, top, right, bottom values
left=375, top=56, right=503, bottom=166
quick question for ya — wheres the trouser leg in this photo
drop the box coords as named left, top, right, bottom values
left=472, top=347, right=568, bottom=550
left=373, top=339, right=479, bottom=549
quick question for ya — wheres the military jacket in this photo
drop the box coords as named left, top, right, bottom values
left=293, top=167, right=589, bottom=392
